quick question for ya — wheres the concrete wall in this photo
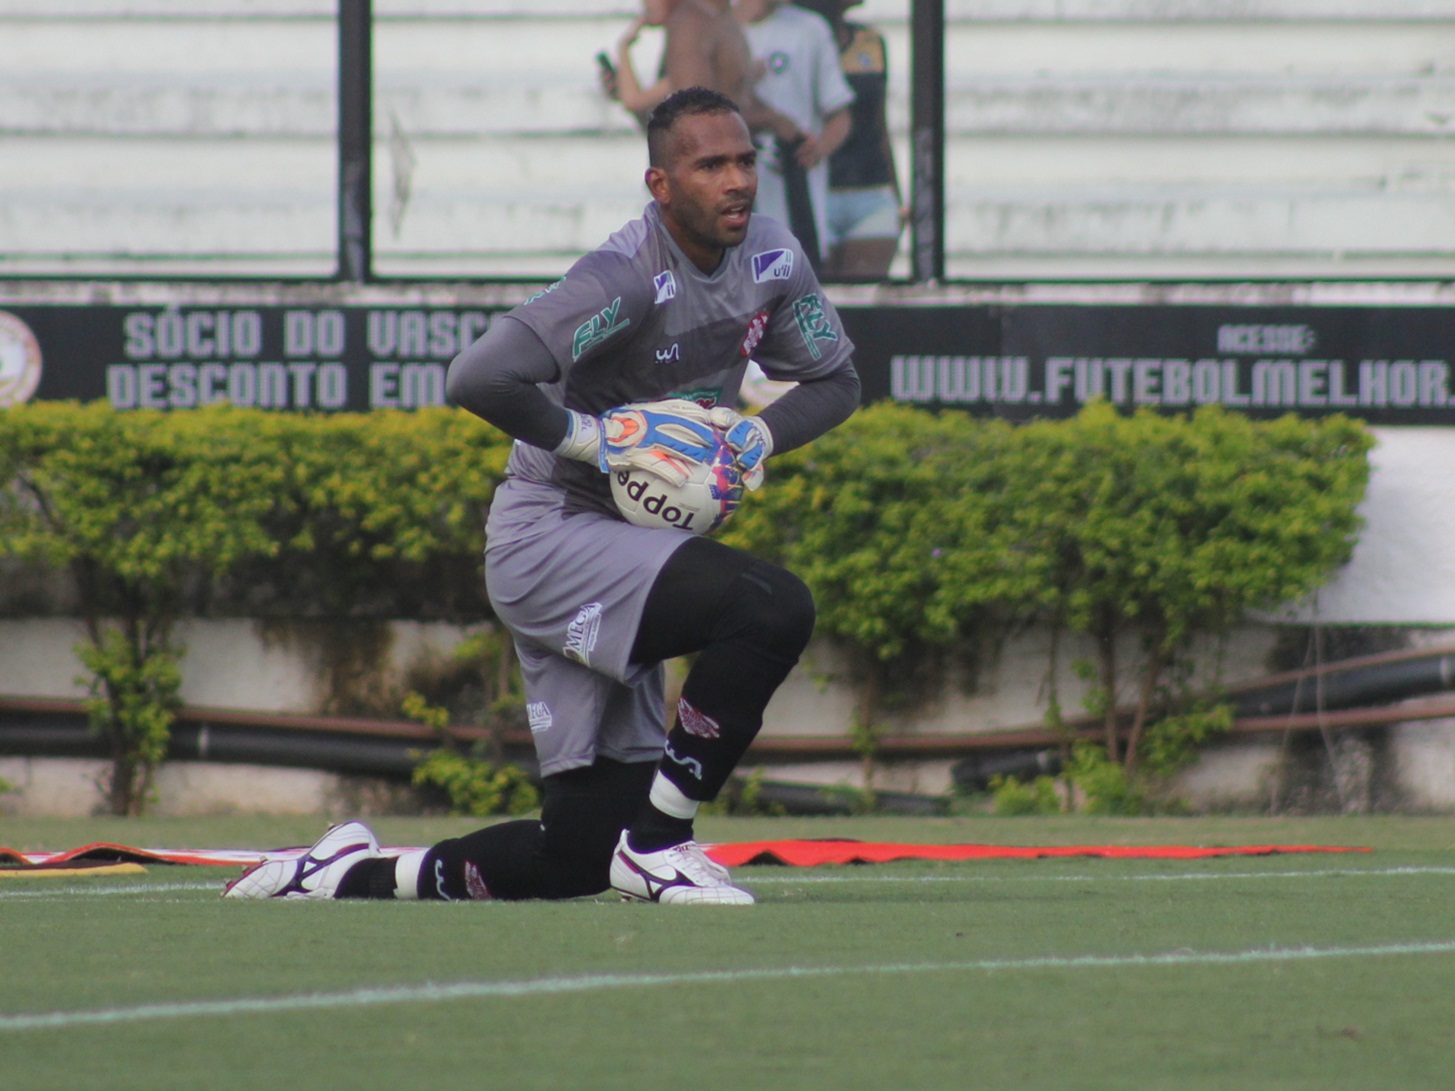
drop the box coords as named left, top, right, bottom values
left=5, top=0, right=1454, bottom=278
left=5, top=609, right=1455, bottom=815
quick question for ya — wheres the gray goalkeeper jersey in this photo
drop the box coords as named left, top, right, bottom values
left=502, top=202, right=855, bottom=517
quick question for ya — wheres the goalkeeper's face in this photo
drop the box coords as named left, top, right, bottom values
left=647, top=110, right=758, bottom=274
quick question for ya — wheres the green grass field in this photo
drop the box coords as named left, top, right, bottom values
left=3, top=814, right=1455, bottom=1090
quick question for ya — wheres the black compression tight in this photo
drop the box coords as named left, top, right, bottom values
left=631, top=535, right=816, bottom=802
left=411, top=758, right=655, bottom=901
left=347, top=537, right=814, bottom=901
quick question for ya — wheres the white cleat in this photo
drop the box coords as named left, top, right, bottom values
left=223, top=821, right=381, bottom=900
left=610, top=832, right=754, bottom=905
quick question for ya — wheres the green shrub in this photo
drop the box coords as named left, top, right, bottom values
left=0, top=397, right=1370, bottom=817
left=990, top=773, right=1063, bottom=816
left=733, top=401, right=1370, bottom=811
left=409, top=748, right=539, bottom=818
left=401, top=690, right=538, bottom=818
left=0, top=403, right=282, bottom=814
left=0, top=403, right=514, bottom=814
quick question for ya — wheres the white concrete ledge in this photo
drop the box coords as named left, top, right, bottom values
left=6, top=185, right=1448, bottom=268
left=945, top=0, right=1455, bottom=20
left=948, top=77, right=1455, bottom=136
left=945, top=188, right=1455, bottom=253
left=7, top=76, right=1453, bottom=138
left=5, top=2, right=1452, bottom=23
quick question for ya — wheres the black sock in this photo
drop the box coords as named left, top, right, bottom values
left=421, top=760, right=655, bottom=901
left=627, top=805, right=695, bottom=853
left=335, top=855, right=397, bottom=899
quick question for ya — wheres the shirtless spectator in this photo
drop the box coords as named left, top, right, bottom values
left=603, top=0, right=758, bottom=124
left=602, top=0, right=798, bottom=146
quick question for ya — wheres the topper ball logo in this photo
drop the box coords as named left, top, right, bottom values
left=610, top=430, right=745, bottom=536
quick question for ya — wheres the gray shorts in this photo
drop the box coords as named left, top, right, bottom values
left=485, top=475, right=693, bottom=776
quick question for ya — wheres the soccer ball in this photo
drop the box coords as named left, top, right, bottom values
left=611, top=433, right=745, bottom=536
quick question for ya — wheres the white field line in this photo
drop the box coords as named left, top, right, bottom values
left=4, top=866, right=1455, bottom=901
left=0, top=881, right=220, bottom=899
left=3, top=939, right=1455, bottom=1033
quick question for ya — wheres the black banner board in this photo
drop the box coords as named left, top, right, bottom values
left=2, top=299, right=1452, bottom=424
left=842, top=303, right=1455, bottom=424
left=0, top=304, right=493, bottom=413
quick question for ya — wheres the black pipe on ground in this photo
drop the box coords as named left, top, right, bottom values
left=1229, top=651, right=1455, bottom=718
left=950, top=749, right=1063, bottom=793
left=0, top=714, right=433, bottom=779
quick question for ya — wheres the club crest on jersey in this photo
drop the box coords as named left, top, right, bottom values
left=564, top=602, right=604, bottom=666
left=792, top=293, right=838, bottom=361
left=751, top=249, right=794, bottom=283
left=740, top=310, right=770, bottom=357
left=572, top=297, right=630, bottom=360
left=653, top=270, right=678, bottom=304
left=670, top=387, right=722, bottom=409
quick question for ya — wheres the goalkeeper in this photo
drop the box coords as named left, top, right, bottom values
left=226, top=87, right=857, bottom=906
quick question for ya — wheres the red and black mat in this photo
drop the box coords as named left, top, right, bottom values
left=705, top=839, right=1371, bottom=868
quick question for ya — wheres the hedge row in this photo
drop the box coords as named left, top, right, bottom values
left=0, top=400, right=1371, bottom=812
left=721, top=401, right=1373, bottom=774
left=0, top=403, right=512, bottom=813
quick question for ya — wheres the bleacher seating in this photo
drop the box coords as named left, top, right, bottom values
left=2, top=0, right=1452, bottom=279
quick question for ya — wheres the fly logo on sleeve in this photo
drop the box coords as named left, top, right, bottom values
left=571, top=297, right=631, bottom=360
left=751, top=249, right=794, bottom=283
left=792, top=293, right=839, bottom=361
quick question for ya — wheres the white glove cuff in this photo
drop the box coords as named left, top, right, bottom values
left=753, top=418, right=775, bottom=460
left=553, top=409, right=601, bottom=464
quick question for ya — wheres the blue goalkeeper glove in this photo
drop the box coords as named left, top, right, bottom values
left=555, top=398, right=721, bottom=487
left=708, top=407, right=773, bottom=491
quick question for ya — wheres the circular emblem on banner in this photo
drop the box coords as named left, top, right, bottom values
left=0, top=311, right=43, bottom=408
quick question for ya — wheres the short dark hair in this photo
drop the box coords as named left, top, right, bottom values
left=646, top=86, right=742, bottom=168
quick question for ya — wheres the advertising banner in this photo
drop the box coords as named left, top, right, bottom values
left=2, top=299, right=1452, bottom=424
left=842, top=303, right=1455, bottom=425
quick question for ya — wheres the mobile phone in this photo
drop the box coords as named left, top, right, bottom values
left=595, top=51, right=616, bottom=79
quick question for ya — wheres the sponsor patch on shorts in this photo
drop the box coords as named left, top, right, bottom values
left=527, top=702, right=553, bottom=734
left=564, top=602, right=604, bottom=666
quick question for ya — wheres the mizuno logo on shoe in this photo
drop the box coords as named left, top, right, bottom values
left=615, top=850, right=692, bottom=903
